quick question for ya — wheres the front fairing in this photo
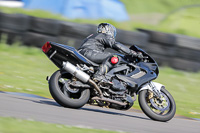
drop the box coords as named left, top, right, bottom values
left=129, top=45, right=159, bottom=76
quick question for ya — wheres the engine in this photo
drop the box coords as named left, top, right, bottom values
left=66, top=63, right=135, bottom=110
left=96, top=78, right=134, bottom=110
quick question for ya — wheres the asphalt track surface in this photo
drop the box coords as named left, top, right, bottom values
left=0, top=91, right=199, bottom=133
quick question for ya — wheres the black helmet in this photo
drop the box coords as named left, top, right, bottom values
left=97, top=23, right=117, bottom=38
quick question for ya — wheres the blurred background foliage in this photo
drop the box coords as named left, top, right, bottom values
left=121, top=0, right=200, bottom=13
left=0, top=0, right=200, bottom=38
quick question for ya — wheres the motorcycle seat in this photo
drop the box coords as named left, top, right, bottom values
left=76, top=51, right=99, bottom=67
left=50, top=42, right=99, bottom=67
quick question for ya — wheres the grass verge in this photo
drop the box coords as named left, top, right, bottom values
left=0, top=117, right=119, bottom=133
left=0, top=41, right=56, bottom=98
left=0, top=42, right=200, bottom=119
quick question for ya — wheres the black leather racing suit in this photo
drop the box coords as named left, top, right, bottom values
left=78, top=33, right=133, bottom=76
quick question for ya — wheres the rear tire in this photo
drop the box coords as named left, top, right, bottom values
left=139, top=88, right=176, bottom=122
left=49, top=70, right=90, bottom=109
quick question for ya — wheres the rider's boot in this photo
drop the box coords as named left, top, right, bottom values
left=93, top=64, right=110, bottom=83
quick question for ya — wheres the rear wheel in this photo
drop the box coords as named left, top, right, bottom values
left=139, top=88, right=176, bottom=122
left=49, top=70, right=90, bottom=109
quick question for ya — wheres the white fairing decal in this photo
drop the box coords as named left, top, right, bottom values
left=138, top=82, right=164, bottom=94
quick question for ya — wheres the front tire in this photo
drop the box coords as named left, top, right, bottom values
left=139, top=88, right=176, bottom=122
left=49, top=70, right=90, bottom=109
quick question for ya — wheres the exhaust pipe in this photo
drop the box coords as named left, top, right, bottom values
left=63, top=62, right=90, bottom=83
left=62, top=62, right=103, bottom=97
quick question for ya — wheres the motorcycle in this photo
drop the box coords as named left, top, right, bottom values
left=42, top=41, right=176, bottom=122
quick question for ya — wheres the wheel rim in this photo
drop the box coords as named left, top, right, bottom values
left=146, top=91, right=171, bottom=115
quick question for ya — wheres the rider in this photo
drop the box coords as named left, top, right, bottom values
left=78, top=23, right=141, bottom=82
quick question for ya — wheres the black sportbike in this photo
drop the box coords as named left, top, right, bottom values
left=42, top=42, right=176, bottom=122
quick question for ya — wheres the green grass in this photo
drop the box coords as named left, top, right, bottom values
left=0, top=117, right=118, bottom=133
left=120, top=0, right=200, bottom=38
left=0, top=42, right=200, bottom=119
left=156, top=7, right=200, bottom=37
left=121, top=0, right=200, bottom=14
left=0, top=40, right=57, bottom=98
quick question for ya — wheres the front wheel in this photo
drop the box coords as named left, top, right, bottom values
left=49, top=70, right=90, bottom=109
left=138, top=87, right=176, bottom=122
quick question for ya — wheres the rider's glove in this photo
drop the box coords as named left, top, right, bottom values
left=137, top=52, right=143, bottom=59
left=129, top=50, right=143, bottom=59
left=129, top=50, right=138, bottom=57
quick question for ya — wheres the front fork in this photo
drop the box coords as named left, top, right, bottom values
left=149, top=82, right=163, bottom=99
left=138, top=82, right=164, bottom=99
